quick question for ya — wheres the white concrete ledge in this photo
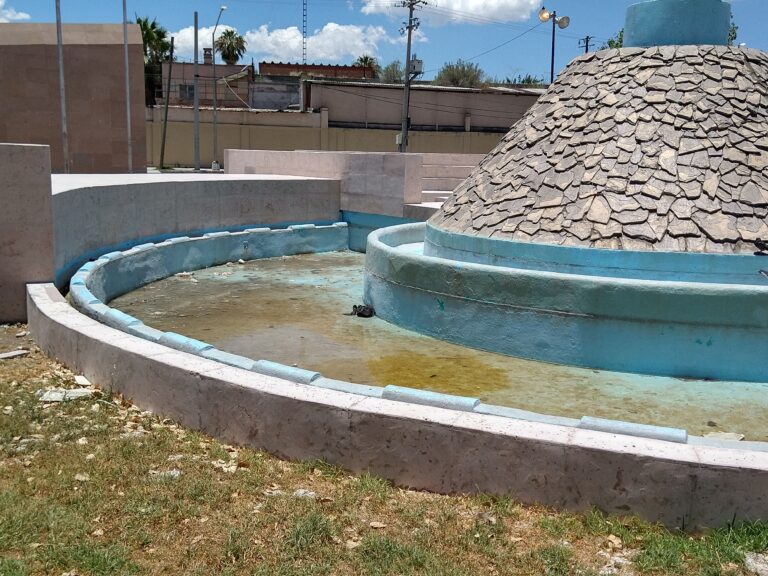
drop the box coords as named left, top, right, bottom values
left=27, top=281, right=768, bottom=529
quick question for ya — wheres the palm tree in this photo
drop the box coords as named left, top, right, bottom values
left=353, top=54, right=380, bottom=78
left=214, top=29, right=247, bottom=65
left=136, top=16, right=171, bottom=106
left=136, top=16, right=170, bottom=64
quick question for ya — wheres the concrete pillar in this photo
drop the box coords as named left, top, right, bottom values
left=0, top=144, right=54, bottom=322
left=320, top=107, right=329, bottom=151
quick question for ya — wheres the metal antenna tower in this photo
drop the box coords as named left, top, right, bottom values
left=302, top=0, right=307, bottom=64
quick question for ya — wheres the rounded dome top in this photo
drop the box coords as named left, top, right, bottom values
left=429, top=45, right=768, bottom=254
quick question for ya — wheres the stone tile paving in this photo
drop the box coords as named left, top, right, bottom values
left=431, top=46, right=768, bottom=253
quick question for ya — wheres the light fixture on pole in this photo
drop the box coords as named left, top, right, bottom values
left=538, top=6, right=570, bottom=84
left=212, top=5, right=227, bottom=171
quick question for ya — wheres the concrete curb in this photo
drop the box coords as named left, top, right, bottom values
left=26, top=281, right=768, bottom=528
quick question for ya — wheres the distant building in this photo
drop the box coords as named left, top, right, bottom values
left=160, top=58, right=376, bottom=110
left=258, top=62, right=376, bottom=79
left=159, top=49, right=254, bottom=109
left=303, top=80, right=543, bottom=134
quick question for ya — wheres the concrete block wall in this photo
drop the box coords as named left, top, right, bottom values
left=0, top=24, right=146, bottom=173
left=226, top=149, right=422, bottom=218
left=0, top=144, right=54, bottom=321
left=225, top=150, right=485, bottom=218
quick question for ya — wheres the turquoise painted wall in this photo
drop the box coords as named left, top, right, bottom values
left=424, top=224, right=768, bottom=286
left=624, top=0, right=731, bottom=47
left=342, top=211, right=419, bottom=253
left=365, top=224, right=768, bottom=383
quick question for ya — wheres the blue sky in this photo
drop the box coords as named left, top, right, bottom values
left=2, top=0, right=765, bottom=81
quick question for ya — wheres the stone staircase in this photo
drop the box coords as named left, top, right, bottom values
left=404, top=153, right=483, bottom=219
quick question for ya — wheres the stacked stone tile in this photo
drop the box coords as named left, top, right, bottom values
left=430, top=46, right=768, bottom=253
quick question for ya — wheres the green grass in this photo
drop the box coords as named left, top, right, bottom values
left=2, top=330, right=768, bottom=576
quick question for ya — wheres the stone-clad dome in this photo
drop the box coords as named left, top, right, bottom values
left=430, top=46, right=768, bottom=253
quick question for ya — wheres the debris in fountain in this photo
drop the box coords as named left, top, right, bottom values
left=348, top=304, right=376, bottom=318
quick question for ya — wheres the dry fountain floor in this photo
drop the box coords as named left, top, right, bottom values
left=109, top=251, right=768, bottom=442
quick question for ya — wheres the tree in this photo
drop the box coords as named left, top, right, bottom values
left=600, top=29, right=624, bottom=50
left=380, top=60, right=405, bottom=84
left=433, top=60, right=486, bottom=88
left=727, top=15, right=739, bottom=46
left=353, top=54, right=381, bottom=78
left=215, top=29, right=247, bottom=65
left=503, top=73, right=546, bottom=86
left=136, top=16, right=171, bottom=106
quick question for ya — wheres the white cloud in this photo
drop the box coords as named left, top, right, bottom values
left=170, top=21, right=416, bottom=64
left=362, top=0, right=539, bottom=25
left=0, top=0, right=30, bottom=23
left=247, top=22, right=401, bottom=62
left=168, top=24, right=235, bottom=61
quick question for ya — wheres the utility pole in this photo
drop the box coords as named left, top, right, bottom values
left=212, top=5, right=227, bottom=170
left=122, top=0, right=133, bottom=172
left=579, top=35, right=593, bottom=54
left=398, top=0, right=426, bottom=153
left=193, top=12, right=200, bottom=171
left=55, top=0, right=70, bottom=173
left=159, top=37, right=174, bottom=170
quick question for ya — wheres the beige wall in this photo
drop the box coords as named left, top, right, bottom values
left=0, top=144, right=54, bottom=322
left=307, top=82, right=540, bottom=131
left=146, top=106, right=504, bottom=167
left=0, top=24, right=146, bottom=173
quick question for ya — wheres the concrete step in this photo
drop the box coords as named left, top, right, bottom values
left=421, top=164, right=475, bottom=179
left=421, top=177, right=464, bottom=191
left=421, top=190, right=452, bottom=202
left=404, top=202, right=442, bottom=220
left=419, top=152, right=486, bottom=165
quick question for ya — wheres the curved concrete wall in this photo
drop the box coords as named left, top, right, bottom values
left=52, top=174, right=341, bottom=288
left=366, top=223, right=768, bottom=382
left=27, top=281, right=768, bottom=529
left=21, top=216, right=768, bottom=528
left=424, top=224, right=768, bottom=286
left=624, top=0, right=731, bottom=48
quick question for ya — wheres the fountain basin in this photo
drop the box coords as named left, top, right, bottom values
left=365, top=223, right=768, bottom=382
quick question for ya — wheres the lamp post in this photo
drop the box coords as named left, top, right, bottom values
left=212, top=5, right=227, bottom=170
left=538, top=6, right=570, bottom=84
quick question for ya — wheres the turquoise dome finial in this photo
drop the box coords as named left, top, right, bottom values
left=624, top=0, right=731, bottom=48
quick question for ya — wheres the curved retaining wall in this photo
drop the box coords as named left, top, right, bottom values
left=51, top=174, right=342, bottom=288
left=23, top=220, right=768, bottom=527
left=425, top=223, right=768, bottom=286
left=27, top=281, right=768, bottom=529
left=366, top=223, right=768, bottom=382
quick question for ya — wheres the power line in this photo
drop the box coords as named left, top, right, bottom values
left=422, top=21, right=543, bottom=74
left=579, top=35, right=593, bottom=53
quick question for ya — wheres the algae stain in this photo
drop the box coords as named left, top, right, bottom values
left=366, top=351, right=510, bottom=397
left=436, top=298, right=445, bottom=311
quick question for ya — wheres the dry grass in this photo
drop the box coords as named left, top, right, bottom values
left=1, top=324, right=766, bottom=575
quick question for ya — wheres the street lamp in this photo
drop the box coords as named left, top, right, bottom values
left=212, top=5, right=227, bottom=170
left=538, top=6, right=570, bottom=85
